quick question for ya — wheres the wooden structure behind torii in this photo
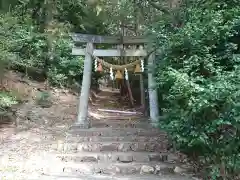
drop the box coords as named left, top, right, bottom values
left=71, top=33, right=159, bottom=128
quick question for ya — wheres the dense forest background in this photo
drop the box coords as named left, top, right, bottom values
left=0, top=0, right=240, bottom=179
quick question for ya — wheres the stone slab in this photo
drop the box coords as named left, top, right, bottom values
left=59, top=162, right=176, bottom=175
left=56, top=152, right=171, bottom=163
left=38, top=174, right=198, bottom=180
left=64, top=135, right=167, bottom=143
left=54, top=142, right=168, bottom=153
left=68, top=128, right=165, bottom=137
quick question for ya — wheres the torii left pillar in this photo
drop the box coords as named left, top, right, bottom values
left=76, top=42, right=93, bottom=128
left=148, top=52, right=160, bottom=127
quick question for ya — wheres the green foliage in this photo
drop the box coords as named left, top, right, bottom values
left=0, top=12, right=84, bottom=87
left=0, top=0, right=146, bottom=89
left=0, top=92, right=18, bottom=108
left=150, top=0, right=240, bottom=178
left=0, top=14, right=45, bottom=69
left=48, top=37, right=84, bottom=87
left=0, top=91, right=18, bottom=118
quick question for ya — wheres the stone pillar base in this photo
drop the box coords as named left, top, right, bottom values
left=69, top=119, right=90, bottom=129
left=148, top=117, right=159, bottom=128
left=150, top=122, right=158, bottom=128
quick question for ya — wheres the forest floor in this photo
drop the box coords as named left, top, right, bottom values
left=0, top=71, right=80, bottom=179
left=0, top=71, right=146, bottom=179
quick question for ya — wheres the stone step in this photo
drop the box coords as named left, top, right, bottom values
left=42, top=173, right=196, bottom=180
left=68, top=127, right=164, bottom=137
left=1, top=171, right=196, bottom=180
left=59, top=161, right=178, bottom=175
left=52, top=141, right=168, bottom=153
left=90, top=120, right=152, bottom=128
left=88, top=116, right=146, bottom=122
left=64, top=135, right=168, bottom=143
left=56, top=152, right=177, bottom=163
left=90, top=116, right=147, bottom=122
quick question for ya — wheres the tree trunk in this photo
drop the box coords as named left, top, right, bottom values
left=76, top=42, right=94, bottom=128
left=42, top=0, right=54, bottom=89
left=148, top=52, right=159, bottom=126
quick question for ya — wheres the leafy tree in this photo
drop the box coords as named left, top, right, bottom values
left=149, top=0, right=240, bottom=178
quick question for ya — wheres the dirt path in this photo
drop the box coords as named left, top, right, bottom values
left=0, top=90, right=77, bottom=179
left=0, top=72, right=79, bottom=178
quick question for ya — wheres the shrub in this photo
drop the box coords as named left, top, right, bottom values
left=48, top=36, right=84, bottom=87
left=0, top=13, right=84, bottom=87
left=0, top=92, right=18, bottom=109
left=150, top=0, right=240, bottom=179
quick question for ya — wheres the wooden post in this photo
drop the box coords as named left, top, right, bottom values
left=76, top=42, right=94, bottom=128
left=148, top=52, right=160, bottom=126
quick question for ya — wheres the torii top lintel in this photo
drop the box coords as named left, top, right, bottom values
left=71, top=33, right=148, bottom=44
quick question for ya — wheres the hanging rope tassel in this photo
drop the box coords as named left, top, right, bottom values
left=125, top=68, right=129, bottom=80
left=134, top=63, right=141, bottom=73
left=115, top=70, right=123, bottom=79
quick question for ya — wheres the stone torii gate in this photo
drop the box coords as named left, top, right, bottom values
left=71, top=33, right=159, bottom=128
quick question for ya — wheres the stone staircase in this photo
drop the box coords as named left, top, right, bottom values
left=41, top=89, right=197, bottom=180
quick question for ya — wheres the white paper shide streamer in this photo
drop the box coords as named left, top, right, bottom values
left=110, top=67, right=114, bottom=80
left=141, top=59, right=144, bottom=72
left=124, top=68, right=129, bottom=80
left=94, top=57, right=98, bottom=71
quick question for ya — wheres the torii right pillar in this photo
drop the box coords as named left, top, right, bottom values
left=148, top=52, right=160, bottom=127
